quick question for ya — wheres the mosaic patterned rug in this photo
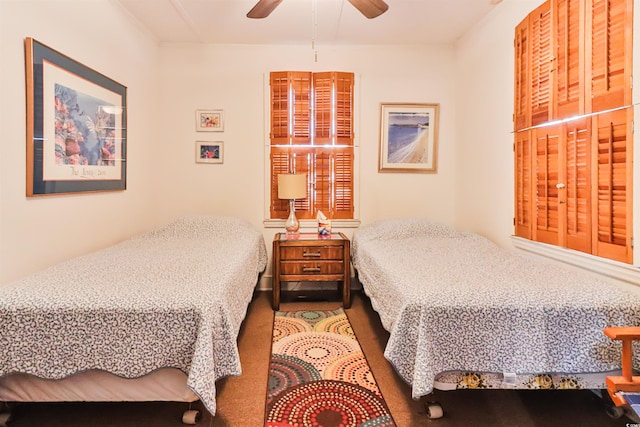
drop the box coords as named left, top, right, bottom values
left=264, top=308, right=396, bottom=427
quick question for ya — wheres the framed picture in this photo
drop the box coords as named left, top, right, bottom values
left=25, top=38, right=127, bottom=196
left=379, top=103, right=439, bottom=172
left=196, top=141, right=223, bottom=164
left=196, top=109, right=224, bottom=132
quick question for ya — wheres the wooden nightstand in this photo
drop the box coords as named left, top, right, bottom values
left=272, top=232, right=351, bottom=310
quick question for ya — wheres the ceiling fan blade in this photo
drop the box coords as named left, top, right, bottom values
left=247, top=0, right=283, bottom=19
left=347, top=0, right=389, bottom=19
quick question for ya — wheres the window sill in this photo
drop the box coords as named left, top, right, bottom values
left=263, top=219, right=361, bottom=229
left=510, top=236, right=640, bottom=288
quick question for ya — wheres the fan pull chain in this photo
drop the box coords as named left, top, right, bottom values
left=311, top=0, right=318, bottom=62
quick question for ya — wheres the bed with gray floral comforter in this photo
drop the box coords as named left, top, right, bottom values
left=351, top=218, right=640, bottom=399
left=0, top=215, right=267, bottom=415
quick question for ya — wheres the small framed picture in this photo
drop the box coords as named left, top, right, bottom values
left=196, top=109, right=224, bottom=132
left=196, top=141, right=223, bottom=164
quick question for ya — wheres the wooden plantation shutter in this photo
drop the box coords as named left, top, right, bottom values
left=588, top=0, right=633, bottom=112
left=555, top=0, right=584, bottom=118
left=513, top=0, right=632, bottom=264
left=527, top=121, right=592, bottom=253
left=514, top=130, right=533, bottom=239
left=269, top=71, right=354, bottom=221
left=270, top=148, right=291, bottom=217
left=530, top=1, right=554, bottom=126
left=514, top=18, right=530, bottom=130
left=563, top=119, right=592, bottom=253
left=333, top=147, right=354, bottom=218
left=592, top=108, right=633, bottom=263
left=533, top=126, right=561, bottom=245
left=270, top=72, right=312, bottom=145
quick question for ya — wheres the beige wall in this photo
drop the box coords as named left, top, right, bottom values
left=454, top=0, right=544, bottom=247
left=0, top=0, right=162, bottom=283
left=157, top=43, right=458, bottom=248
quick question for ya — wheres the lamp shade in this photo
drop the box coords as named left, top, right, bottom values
left=278, top=174, right=307, bottom=199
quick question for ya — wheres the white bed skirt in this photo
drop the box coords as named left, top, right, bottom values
left=0, top=368, right=198, bottom=403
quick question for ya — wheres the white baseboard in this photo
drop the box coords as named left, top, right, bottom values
left=510, top=236, right=640, bottom=294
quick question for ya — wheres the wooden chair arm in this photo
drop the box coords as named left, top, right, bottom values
left=604, top=327, right=640, bottom=341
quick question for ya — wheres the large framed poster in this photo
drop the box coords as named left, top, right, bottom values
left=25, top=38, right=127, bottom=196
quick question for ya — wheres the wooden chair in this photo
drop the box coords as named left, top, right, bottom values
left=604, top=327, right=640, bottom=410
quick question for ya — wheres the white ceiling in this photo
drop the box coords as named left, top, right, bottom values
left=115, top=0, right=501, bottom=46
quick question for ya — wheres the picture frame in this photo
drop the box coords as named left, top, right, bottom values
left=196, top=109, right=224, bottom=132
left=25, top=37, right=127, bottom=196
left=196, top=141, right=224, bottom=164
left=379, top=103, right=439, bottom=173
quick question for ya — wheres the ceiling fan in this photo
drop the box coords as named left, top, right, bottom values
left=247, top=0, right=389, bottom=19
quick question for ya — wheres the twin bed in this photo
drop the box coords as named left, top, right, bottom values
left=0, top=215, right=267, bottom=424
left=351, top=218, right=640, bottom=419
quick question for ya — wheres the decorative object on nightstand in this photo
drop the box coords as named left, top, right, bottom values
left=277, top=173, right=307, bottom=234
left=272, top=232, right=351, bottom=310
left=317, top=210, right=331, bottom=235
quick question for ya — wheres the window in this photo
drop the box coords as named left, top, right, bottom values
left=513, top=0, right=633, bottom=264
left=268, top=71, right=355, bottom=221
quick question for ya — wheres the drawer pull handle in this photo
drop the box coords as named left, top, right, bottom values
left=303, top=250, right=322, bottom=258
left=302, top=266, right=321, bottom=273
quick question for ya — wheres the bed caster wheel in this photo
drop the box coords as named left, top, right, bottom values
left=605, top=404, right=625, bottom=419
left=0, top=412, right=11, bottom=427
left=182, top=409, right=201, bottom=425
left=426, top=402, right=443, bottom=419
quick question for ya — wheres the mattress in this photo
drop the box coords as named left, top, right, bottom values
left=351, top=218, right=640, bottom=399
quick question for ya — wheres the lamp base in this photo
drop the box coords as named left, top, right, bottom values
left=284, top=200, right=300, bottom=234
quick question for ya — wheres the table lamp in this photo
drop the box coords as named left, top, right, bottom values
left=278, top=173, right=307, bottom=234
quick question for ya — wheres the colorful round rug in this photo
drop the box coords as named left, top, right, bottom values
left=266, top=309, right=397, bottom=426
left=266, top=380, right=395, bottom=427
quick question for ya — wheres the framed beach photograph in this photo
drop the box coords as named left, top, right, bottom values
left=196, top=109, right=224, bottom=132
left=25, top=38, right=127, bottom=196
left=379, top=103, right=439, bottom=172
left=196, top=141, right=224, bottom=164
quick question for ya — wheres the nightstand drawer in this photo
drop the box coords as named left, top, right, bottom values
left=280, top=246, right=343, bottom=261
left=280, top=261, right=344, bottom=276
